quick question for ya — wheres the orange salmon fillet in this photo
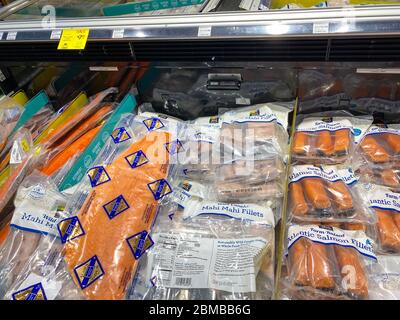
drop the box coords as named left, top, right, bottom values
left=41, top=126, right=101, bottom=177
left=63, top=130, right=171, bottom=300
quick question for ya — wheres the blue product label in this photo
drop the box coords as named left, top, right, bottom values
left=102, top=195, right=130, bottom=220
left=143, top=117, right=165, bottom=131
left=111, top=127, right=132, bottom=144
left=73, top=255, right=105, bottom=290
left=87, top=166, right=111, bottom=188
left=147, top=179, right=172, bottom=200
left=125, top=150, right=149, bottom=169
left=12, top=283, right=47, bottom=300
left=57, top=216, right=85, bottom=244
left=126, top=230, right=154, bottom=260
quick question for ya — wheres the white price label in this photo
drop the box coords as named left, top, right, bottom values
left=50, top=30, right=62, bottom=40
left=198, top=26, right=212, bottom=37
left=6, top=31, right=17, bottom=41
left=313, top=22, right=329, bottom=34
left=112, top=29, right=125, bottom=39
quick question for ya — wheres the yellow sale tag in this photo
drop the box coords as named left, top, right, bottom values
left=58, top=29, right=89, bottom=50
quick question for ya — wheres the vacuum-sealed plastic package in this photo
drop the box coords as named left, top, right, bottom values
left=285, top=224, right=377, bottom=300
left=217, top=179, right=284, bottom=203
left=355, top=125, right=400, bottom=165
left=292, top=114, right=372, bottom=164
left=356, top=165, right=400, bottom=190
left=4, top=113, right=179, bottom=300
left=129, top=202, right=276, bottom=300
left=219, top=102, right=292, bottom=163
left=0, top=171, right=67, bottom=298
left=217, top=157, right=284, bottom=185
left=39, top=88, right=117, bottom=148
left=359, top=183, right=400, bottom=253
left=288, top=165, right=372, bottom=223
left=177, top=116, right=222, bottom=181
left=369, top=255, right=400, bottom=300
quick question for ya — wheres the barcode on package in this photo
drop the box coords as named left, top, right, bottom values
left=176, top=277, right=192, bottom=286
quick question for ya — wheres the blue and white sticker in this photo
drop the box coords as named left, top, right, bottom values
left=126, top=230, right=154, bottom=260
left=12, top=282, right=47, bottom=300
left=143, top=117, right=165, bottom=131
left=111, top=127, right=131, bottom=144
left=73, top=255, right=105, bottom=290
left=183, top=201, right=275, bottom=227
left=57, top=216, right=85, bottom=244
left=287, top=224, right=376, bottom=260
left=147, top=179, right=172, bottom=201
left=103, top=194, right=130, bottom=220
left=366, top=184, right=400, bottom=213
left=87, top=166, right=111, bottom=188
left=297, top=118, right=354, bottom=133
left=125, top=150, right=149, bottom=169
left=289, top=165, right=357, bottom=186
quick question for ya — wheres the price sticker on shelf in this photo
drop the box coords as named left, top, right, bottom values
left=112, top=29, right=125, bottom=39
left=313, top=22, right=329, bottom=34
left=198, top=26, right=212, bottom=37
left=6, top=31, right=17, bottom=41
left=0, top=32, right=4, bottom=40
left=58, top=29, right=89, bottom=50
left=50, top=30, right=62, bottom=40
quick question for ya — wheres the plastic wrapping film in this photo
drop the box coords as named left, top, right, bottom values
left=215, top=103, right=292, bottom=203
left=283, top=224, right=378, bottom=300
left=0, top=171, right=67, bottom=299
left=288, top=164, right=373, bottom=224
left=352, top=125, right=400, bottom=192
left=128, top=201, right=276, bottom=300
left=291, top=112, right=373, bottom=165
left=0, top=97, right=23, bottom=154
left=4, top=113, right=180, bottom=300
left=127, top=102, right=292, bottom=301
left=357, top=183, right=400, bottom=254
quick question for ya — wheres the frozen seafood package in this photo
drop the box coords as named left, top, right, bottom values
left=359, top=183, right=400, bottom=254
left=0, top=171, right=67, bottom=299
left=284, top=224, right=378, bottom=300
left=368, top=255, right=400, bottom=300
left=128, top=200, right=276, bottom=300
left=288, top=165, right=373, bottom=223
left=5, top=113, right=179, bottom=300
left=177, top=116, right=222, bottom=181
left=292, top=113, right=372, bottom=164
left=219, top=102, right=293, bottom=163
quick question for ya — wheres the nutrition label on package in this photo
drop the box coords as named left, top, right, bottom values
left=150, top=234, right=267, bottom=293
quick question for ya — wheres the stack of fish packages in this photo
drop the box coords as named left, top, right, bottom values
left=0, top=87, right=141, bottom=300
left=351, top=124, right=400, bottom=299
left=281, top=111, right=388, bottom=300
left=128, top=102, right=293, bottom=300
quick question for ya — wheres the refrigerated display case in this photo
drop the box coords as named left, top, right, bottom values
left=0, top=0, right=400, bottom=301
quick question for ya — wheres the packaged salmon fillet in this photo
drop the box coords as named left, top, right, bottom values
left=0, top=171, right=67, bottom=299
left=128, top=200, right=276, bottom=300
left=355, top=165, right=400, bottom=190
left=354, top=125, right=400, bottom=166
left=5, top=113, right=181, bottom=300
left=284, top=224, right=378, bottom=300
left=0, top=98, right=23, bottom=154
left=39, top=88, right=117, bottom=149
left=292, top=113, right=372, bottom=164
left=359, top=183, right=400, bottom=253
left=219, top=102, right=292, bottom=163
left=288, top=165, right=372, bottom=223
